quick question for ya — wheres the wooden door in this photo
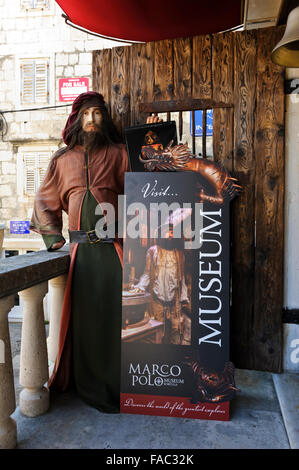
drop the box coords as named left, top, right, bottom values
left=93, top=26, right=285, bottom=372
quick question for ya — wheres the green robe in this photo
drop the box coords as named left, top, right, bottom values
left=43, top=153, right=122, bottom=413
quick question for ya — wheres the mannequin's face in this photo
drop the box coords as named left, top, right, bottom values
left=81, top=107, right=103, bottom=132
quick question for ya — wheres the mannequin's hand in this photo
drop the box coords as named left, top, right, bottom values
left=50, top=240, right=66, bottom=250
left=146, top=113, right=163, bottom=124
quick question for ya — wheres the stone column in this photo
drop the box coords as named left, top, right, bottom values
left=0, top=295, right=16, bottom=449
left=47, top=274, right=67, bottom=364
left=18, top=282, right=49, bottom=417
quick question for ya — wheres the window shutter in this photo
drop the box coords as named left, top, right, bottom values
left=20, top=0, right=33, bottom=9
left=37, top=152, right=49, bottom=187
left=21, top=0, right=50, bottom=10
left=23, top=151, right=50, bottom=195
left=21, top=61, right=34, bottom=104
left=24, top=154, right=37, bottom=194
left=35, top=60, right=49, bottom=103
left=35, top=0, right=50, bottom=9
left=20, top=59, right=49, bottom=104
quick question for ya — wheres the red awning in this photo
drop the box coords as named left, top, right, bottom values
left=55, top=0, right=243, bottom=43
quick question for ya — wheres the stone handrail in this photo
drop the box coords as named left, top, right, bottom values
left=0, top=246, right=70, bottom=448
left=0, top=246, right=70, bottom=299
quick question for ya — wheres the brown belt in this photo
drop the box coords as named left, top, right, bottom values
left=68, top=229, right=114, bottom=244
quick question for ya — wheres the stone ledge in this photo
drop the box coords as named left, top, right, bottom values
left=0, top=245, right=70, bottom=298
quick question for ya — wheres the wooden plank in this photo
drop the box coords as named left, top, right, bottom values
left=212, top=31, right=234, bottom=171
left=173, top=37, right=192, bottom=99
left=154, top=40, right=174, bottom=102
left=192, top=34, right=210, bottom=158
left=111, top=46, right=131, bottom=134
left=192, top=35, right=212, bottom=99
left=172, top=37, right=191, bottom=148
left=130, top=42, right=154, bottom=126
left=253, top=26, right=285, bottom=372
left=139, top=99, right=233, bottom=113
left=230, top=30, right=257, bottom=370
left=92, top=49, right=111, bottom=112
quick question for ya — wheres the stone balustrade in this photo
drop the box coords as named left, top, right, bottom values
left=0, top=246, right=70, bottom=448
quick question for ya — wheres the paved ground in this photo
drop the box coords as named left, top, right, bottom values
left=8, top=321, right=299, bottom=450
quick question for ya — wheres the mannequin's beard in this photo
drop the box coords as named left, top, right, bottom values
left=78, top=127, right=108, bottom=153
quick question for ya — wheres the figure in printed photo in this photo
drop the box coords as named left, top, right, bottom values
left=122, top=208, right=192, bottom=345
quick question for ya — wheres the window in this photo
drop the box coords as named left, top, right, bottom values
left=20, top=0, right=50, bottom=10
left=20, top=59, right=49, bottom=104
left=17, top=145, right=57, bottom=197
left=23, top=151, right=50, bottom=195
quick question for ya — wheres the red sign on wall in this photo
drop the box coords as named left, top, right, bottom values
left=59, top=77, right=89, bottom=102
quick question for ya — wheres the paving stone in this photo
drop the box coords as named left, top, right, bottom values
left=273, top=372, right=299, bottom=449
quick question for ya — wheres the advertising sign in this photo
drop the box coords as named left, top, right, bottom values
left=120, top=124, right=240, bottom=421
left=59, top=77, right=89, bottom=102
left=124, top=121, right=177, bottom=172
left=10, top=221, right=30, bottom=234
left=120, top=175, right=241, bottom=421
left=190, top=109, right=213, bottom=136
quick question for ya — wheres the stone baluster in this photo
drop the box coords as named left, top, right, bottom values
left=18, top=282, right=49, bottom=417
left=0, top=295, right=17, bottom=449
left=47, top=275, right=67, bottom=365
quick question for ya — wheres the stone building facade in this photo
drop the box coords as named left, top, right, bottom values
left=0, top=0, right=123, bottom=254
